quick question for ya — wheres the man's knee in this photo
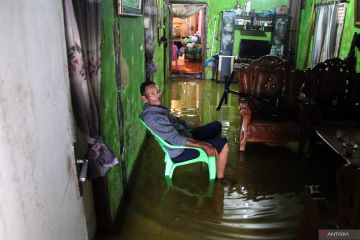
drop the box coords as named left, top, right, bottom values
left=219, top=141, right=229, bottom=155
left=212, top=121, right=222, bottom=129
left=211, top=121, right=222, bottom=135
left=223, top=142, right=229, bottom=152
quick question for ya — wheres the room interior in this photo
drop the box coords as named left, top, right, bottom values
left=104, top=0, right=359, bottom=238
left=170, top=4, right=206, bottom=77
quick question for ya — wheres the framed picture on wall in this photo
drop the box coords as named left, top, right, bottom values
left=356, top=0, right=360, bottom=26
left=118, top=0, right=142, bottom=16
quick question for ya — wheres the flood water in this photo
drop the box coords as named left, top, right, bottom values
left=97, top=79, right=324, bottom=240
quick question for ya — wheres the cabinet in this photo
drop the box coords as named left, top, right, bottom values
left=234, top=15, right=273, bottom=32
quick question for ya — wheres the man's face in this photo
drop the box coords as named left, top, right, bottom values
left=142, top=84, right=162, bottom=106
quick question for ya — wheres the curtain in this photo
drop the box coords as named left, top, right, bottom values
left=170, top=4, right=206, bottom=19
left=63, top=0, right=118, bottom=179
left=198, top=9, right=204, bottom=39
left=334, top=3, right=348, bottom=56
left=312, top=6, right=326, bottom=67
left=63, top=0, right=97, bottom=144
left=320, top=3, right=338, bottom=63
left=311, top=3, right=338, bottom=67
left=144, top=0, right=157, bottom=81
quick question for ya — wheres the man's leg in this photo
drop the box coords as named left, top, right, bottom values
left=203, top=138, right=228, bottom=178
left=190, top=121, right=222, bottom=140
left=216, top=142, right=229, bottom=178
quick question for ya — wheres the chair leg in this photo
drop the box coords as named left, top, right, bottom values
left=165, top=160, right=174, bottom=179
left=240, top=139, right=247, bottom=151
left=239, top=126, right=247, bottom=151
left=208, top=156, right=216, bottom=180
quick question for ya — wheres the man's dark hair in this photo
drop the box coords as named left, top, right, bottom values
left=140, top=81, right=156, bottom=96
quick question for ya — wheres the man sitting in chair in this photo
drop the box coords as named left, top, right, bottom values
left=140, top=81, right=229, bottom=180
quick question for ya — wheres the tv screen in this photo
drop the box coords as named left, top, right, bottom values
left=239, top=39, right=270, bottom=59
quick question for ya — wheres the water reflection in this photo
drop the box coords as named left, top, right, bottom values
left=163, top=177, right=215, bottom=208
left=170, top=81, right=201, bottom=122
left=161, top=174, right=301, bottom=240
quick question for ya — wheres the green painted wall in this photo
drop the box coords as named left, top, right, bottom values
left=153, top=41, right=165, bottom=89
left=296, top=0, right=360, bottom=70
left=101, top=0, right=148, bottom=221
left=119, top=16, right=147, bottom=180
left=100, top=0, right=123, bottom=220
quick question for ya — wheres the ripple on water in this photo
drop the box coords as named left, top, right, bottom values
left=159, top=180, right=302, bottom=240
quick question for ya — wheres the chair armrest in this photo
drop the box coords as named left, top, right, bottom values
left=155, top=137, right=208, bottom=155
left=140, top=118, right=208, bottom=156
left=238, top=98, right=252, bottom=123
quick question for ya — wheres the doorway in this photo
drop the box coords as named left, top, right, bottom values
left=169, top=3, right=206, bottom=78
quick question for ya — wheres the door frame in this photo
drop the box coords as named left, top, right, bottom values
left=168, top=1, right=207, bottom=79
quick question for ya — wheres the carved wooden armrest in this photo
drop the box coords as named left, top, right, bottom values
left=238, top=98, right=253, bottom=123
left=238, top=97, right=253, bottom=151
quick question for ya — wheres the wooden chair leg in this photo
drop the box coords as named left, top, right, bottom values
left=240, top=139, right=247, bottom=151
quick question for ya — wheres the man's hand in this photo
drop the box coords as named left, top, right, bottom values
left=185, top=139, right=218, bottom=157
left=201, top=141, right=218, bottom=157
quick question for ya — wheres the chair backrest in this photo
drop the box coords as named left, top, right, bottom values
left=235, top=55, right=304, bottom=117
left=139, top=118, right=173, bottom=159
left=304, top=58, right=358, bottom=118
left=304, top=58, right=354, bottom=103
left=236, top=55, right=290, bottom=97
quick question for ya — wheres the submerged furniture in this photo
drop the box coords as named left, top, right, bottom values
left=139, top=119, right=216, bottom=180
left=236, top=55, right=305, bottom=152
left=303, top=58, right=360, bottom=124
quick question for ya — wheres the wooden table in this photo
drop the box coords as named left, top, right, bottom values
left=315, top=125, right=360, bottom=166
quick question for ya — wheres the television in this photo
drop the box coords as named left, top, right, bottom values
left=239, top=39, right=270, bottom=59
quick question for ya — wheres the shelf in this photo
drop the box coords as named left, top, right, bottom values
left=235, top=25, right=273, bottom=32
left=234, top=15, right=273, bottom=32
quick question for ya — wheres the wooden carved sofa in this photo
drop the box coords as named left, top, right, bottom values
left=236, top=55, right=305, bottom=152
left=302, top=58, right=360, bottom=124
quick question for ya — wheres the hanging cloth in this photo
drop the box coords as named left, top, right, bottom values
left=170, top=4, right=206, bottom=18
left=311, top=2, right=338, bottom=67
left=63, top=0, right=118, bottom=179
left=334, top=3, right=348, bottom=56
left=319, top=3, right=338, bottom=63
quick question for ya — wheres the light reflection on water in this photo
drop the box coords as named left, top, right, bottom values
left=159, top=161, right=303, bottom=240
